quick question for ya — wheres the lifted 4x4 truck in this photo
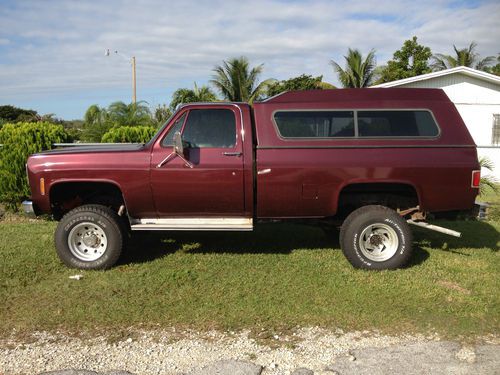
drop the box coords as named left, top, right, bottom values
left=24, top=89, right=481, bottom=270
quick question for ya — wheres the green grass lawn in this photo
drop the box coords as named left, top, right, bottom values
left=0, top=199, right=498, bottom=339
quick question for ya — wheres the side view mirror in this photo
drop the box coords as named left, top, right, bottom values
left=173, top=131, right=183, bottom=155
left=157, top=131, right=193, bottom=169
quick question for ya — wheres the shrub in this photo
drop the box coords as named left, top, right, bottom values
left=0, top=122, right=68, bottom=210
left=101, top=126, right=157, bottom=143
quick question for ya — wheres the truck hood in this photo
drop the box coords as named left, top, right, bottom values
left=35, top=143, right=146, bottom=155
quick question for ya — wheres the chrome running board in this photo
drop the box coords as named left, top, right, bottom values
left=130, top=217, right=253, bottom=231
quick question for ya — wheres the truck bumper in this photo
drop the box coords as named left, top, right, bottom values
left=22, top=200, right=36, bottom=218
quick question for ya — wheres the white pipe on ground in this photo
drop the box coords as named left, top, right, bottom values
left=407, top=220, right=462, bottom=238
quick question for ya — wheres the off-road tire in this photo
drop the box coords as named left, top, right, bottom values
left=340, top=205, right=412, bottom=270
left=55, top=204, right=123, bottom=270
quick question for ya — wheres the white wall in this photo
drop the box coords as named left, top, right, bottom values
left=454, top=104, right=500, bottom=180
left=445, top=82, right=500, bottom=180
left=397, top=74, right=500, bottom=104
left=453, top=104, right=500, bottom=146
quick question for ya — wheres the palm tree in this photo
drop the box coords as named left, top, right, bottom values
left=485, top=53, right=500, bottom=76
left=84, top=104, right=106, bottom=126
left=211, top=57, right=275, bottom=103
left=82, top=104, right=111, bottom=142
left=431, top=42, right=495, bottom=71
left=107, top=101, right=151, bottom=127
left=169, top=83, right=217, bottom=111
left=331, top=49, right=376, bottom=88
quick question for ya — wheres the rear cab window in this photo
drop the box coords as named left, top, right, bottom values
left=275, top=111, right=354, bottom=138
left=358, top=111, right=439, bottom=137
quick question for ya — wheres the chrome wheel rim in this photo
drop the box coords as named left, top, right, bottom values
left=359, top=223, right=399, bottom=262
left=68, top=222, right=108, bottom=261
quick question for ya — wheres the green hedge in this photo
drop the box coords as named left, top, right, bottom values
left=101, top=126, right=157, bottom=143
left=0, top=122, right=68, bottom=210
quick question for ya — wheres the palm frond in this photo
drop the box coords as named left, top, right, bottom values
left=330, top=60, right=350, bottom=87
left=478, top=156, right=498, bottom=195
left=480, top=176, right=499, bottom=195
left=479, top=156, right=495, bottom=172
left=331, top=48, right=376, bottom=88
left=249, top=78, right=276, bottom=104
left=433, top=42, right=494, bottom=72
left=476, top=56, right=496, bottom=70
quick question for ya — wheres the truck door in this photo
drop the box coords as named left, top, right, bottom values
left=150, top=106, right=245, bottom=217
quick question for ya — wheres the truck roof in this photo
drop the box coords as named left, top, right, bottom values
left=260, top=88, right=449, bottom=104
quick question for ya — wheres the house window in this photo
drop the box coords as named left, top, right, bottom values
left=493, top=114, right=500, bottom=146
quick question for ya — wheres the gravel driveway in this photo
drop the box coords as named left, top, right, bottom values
left=0, top=328, right=498, bottom=375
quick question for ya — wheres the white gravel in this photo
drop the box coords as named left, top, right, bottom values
left=0, top=328, right=498, bottom=375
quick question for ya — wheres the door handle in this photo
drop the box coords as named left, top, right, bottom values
left=223, top=152, right=242, bottom=157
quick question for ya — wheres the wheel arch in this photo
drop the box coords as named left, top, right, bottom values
left=334, top=181, right=421, bottom=218
left=48, top=179, right=128, bottom=219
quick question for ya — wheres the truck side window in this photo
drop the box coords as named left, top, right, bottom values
left=358, top=111, right=439, bottom=137
left=274, top=111, right=354, bottom=138
left=182, top=109, right=236, bottom=148
left=161, top=113, right=187, bottom=147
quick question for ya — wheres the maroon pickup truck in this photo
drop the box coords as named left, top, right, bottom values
left=24, top=89, right=480, bottom=270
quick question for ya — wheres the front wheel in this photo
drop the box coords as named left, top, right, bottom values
left=340, top=205, right=412, bottom=270
left=55, top=204, right=124, bottom=270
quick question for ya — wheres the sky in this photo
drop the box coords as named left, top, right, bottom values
left=0, top=0, right=499, bottom=120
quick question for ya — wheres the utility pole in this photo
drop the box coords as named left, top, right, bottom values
left=131, top=56, right=136, bottom=104
left=105, top=49, right=137, bottom=104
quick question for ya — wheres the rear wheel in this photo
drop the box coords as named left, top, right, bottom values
left=55, top=204, right=123, bottom=270
left=340, top=205, right=412, bottom=270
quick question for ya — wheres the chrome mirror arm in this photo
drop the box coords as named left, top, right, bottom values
left=176, top=154, right=194, bottom=169
left=156, top=152, right=175, bottom=168
left=156, top=152, right=193, bottom=169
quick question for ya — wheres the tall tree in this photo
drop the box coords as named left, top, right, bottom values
left=0, top=105, right=38, bottom=123
left=266, top=74, right=334, bottom=97
left=331, top=49, right=376, bottom=88
left=431, top=42, right=495, bottom=71
left=211, top=57, right=275, bottom=103
left=169, top=83, right=217, bottom=111
left=377, top=36, right=432, bottom=83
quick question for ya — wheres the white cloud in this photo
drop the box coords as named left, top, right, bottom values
left=0, top=0, right=499, bottom=116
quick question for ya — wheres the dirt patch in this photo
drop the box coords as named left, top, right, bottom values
left=438, top=280, right=471, bottom=295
